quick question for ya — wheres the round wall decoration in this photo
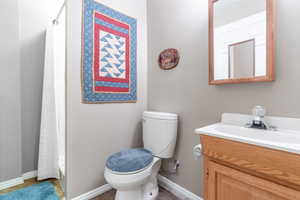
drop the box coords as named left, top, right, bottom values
left=158, top=48, right=180, bottom=70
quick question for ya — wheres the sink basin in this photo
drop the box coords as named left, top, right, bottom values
left=195, top=113, right=300, bottom=154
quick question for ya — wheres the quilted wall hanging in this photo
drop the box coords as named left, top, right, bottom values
left=82, top=0, right=137, bottom=103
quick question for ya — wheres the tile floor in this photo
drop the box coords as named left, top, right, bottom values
left=91, top=188, right=181, bottom=200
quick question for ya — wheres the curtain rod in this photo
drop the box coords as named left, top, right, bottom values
left=53, top=1, right=66, bottom=25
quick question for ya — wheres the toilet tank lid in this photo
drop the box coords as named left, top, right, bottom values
left=143, top=111, right=178, bottom=120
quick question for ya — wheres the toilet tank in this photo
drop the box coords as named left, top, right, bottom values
left=143, top=111, right=178, bottom=158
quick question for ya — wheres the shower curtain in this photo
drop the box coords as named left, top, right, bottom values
left=38, top=22, right=65, bottom=180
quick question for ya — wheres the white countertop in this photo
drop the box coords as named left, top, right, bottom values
left=195, top=113, right=300, bottom=155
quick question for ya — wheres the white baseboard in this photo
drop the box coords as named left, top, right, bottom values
left=0, top=170, right=38, bottom=191
left=71, top=175, right=202, bottom=200
left=22, top=170, right=37, bottom=180
left=0, top=177, right=24, bottom=191
left=1, top=172, right=202, bottom=200
left=158, top=175, right=203, bottom=200
left=72, top=184, right=112, bottom=200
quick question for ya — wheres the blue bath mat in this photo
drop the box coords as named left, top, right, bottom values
left=0, top=182, right=60, bottom=200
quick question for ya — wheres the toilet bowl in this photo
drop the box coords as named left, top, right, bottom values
left=104, top=111, right=178, bottom=200
left=105, top=157, right=161, bottom=200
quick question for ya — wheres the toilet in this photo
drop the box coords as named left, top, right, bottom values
left=104, top=111, right=178, bottom=200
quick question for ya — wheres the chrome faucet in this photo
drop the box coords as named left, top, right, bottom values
left=246, top=106, right=277, bottom=131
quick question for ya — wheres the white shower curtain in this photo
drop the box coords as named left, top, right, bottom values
left=38, top=23, right=65, bottom=180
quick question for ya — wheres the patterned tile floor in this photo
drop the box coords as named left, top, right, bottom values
left=91, top=188, right=181, bottom=200
left=0, top=178, right=65, bottom=199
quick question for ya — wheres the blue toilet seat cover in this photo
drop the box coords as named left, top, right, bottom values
left=106, top=149, right=154, bottom=173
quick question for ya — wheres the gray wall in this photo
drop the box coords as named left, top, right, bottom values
left=0, top=0, right=64, bottom=182
left=19, top=0, right=50, bottom=174
left=19, top=0, right=64, bottom=174
left=66, top=0, right=148, bottom=198
left=148, top=0, right=300, bottom=197
left=0, top=0, right=23, bottom=181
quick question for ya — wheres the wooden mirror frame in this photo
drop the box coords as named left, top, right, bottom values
left=209, top=0, right=276, bottom=85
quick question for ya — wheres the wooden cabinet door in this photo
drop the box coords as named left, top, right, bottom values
left=207, top=161, right=300, bottom=200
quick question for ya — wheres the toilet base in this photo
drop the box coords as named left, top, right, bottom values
left=115, top=184, right=159, bottom=200
left=143, top=185, right=159, bottom=200
left=142, top=159, right=160, bottom=200
left=110, top=158, right=162, bottom=200
left=115, top=188, right=143, bottom=200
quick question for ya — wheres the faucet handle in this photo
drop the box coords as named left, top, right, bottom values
left=252, top=106, right=266, bottom=118
left=269, top=125, right=278, bottom=131
left=244, top=123, right=252, bottom=128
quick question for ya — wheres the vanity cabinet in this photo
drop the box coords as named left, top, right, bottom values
left=201, top=135, right=300, bottom=200
left=207, top=161, right=297, bottom=200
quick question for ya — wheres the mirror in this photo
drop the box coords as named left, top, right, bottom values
left=209, top=0, right=275, bottom=85
left=229, top=39, right=255, bottom=78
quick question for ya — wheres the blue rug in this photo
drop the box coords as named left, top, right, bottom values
left=0, top=182, right=60, bottom=200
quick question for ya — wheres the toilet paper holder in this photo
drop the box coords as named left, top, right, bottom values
left=193, top=144, right=202, bottom=160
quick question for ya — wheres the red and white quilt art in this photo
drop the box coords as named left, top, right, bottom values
left=82, top=0, right=137, bottom=103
